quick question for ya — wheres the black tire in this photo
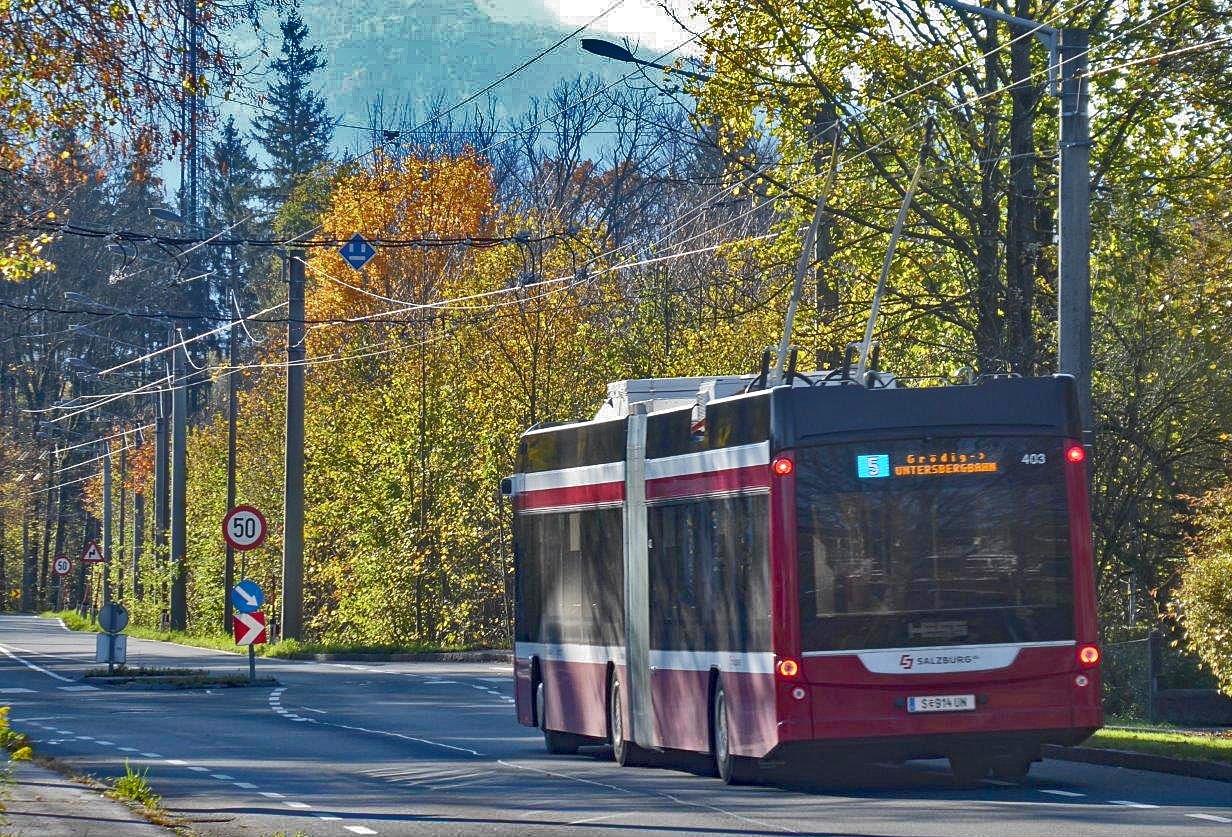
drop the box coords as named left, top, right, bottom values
left=536, top=680, right=580, bottom=755
left=711, top=680, right=753, bottom=784
left=989, top=754, right=1033, bottom=781
left=608, top=676, right=648, bottom=767
left=949, top=754, right=990, bottom=786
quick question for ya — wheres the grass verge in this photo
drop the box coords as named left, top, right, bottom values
left=42, top=610, right=482, bottom=657
left=1088, top=727, right=1232, bottom=765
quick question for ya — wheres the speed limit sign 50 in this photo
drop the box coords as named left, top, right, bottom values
left=222, top=505, right=267, bottom=551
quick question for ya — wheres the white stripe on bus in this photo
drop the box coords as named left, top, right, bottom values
left=522, top=461, right=626, bottom=492
left=645, top=441, right=769, bottom=480
left=515, top=642, right=775, bottom=675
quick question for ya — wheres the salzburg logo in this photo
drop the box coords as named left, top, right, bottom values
left=900, top=654, right=914, bottom=670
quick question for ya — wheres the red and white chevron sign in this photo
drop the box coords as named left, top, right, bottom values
left=233, top=611, right=267, bottom=646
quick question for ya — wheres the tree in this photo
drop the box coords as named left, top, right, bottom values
left=1176, top=486, right=1232, bottom=697
left=252, top=5, right=335, bottom=208
left=205, top=116, right=264, bottom=319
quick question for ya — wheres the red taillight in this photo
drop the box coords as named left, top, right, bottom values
left=772, top=456, right=794, bottom=476
left=777, top=658, right=799, bottom=678
left=1066, top=445, right=1086, bottom=463
left=1078, top=644, right=1101, bottom=666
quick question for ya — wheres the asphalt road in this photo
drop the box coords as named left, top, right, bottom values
left=2, top=613, right=1229, bottom=837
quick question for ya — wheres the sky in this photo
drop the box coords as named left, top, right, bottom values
left=538, top=0, right=703, bottom=52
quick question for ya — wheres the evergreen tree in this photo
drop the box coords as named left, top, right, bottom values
left=252, top=5, right=334, bottom=205
left=205, top=116, right=264, bottom=322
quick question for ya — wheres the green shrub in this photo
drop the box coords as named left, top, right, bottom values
left=110, top=761, right=160, bottom=809
left=1175, top=485, right=1232, bottom=697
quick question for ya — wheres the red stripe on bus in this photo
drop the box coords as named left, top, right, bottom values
left=645, top=464, right=770, bottom=501
left=517, top=481, right=624, bottom=511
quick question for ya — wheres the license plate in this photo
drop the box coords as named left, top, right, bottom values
left=907, top=694, right=976, bottom=713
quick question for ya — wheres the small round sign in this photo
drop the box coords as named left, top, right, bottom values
left=223, top=505, right=267, bottom=552
left=98, top=602, right=129, bottom=634
left=53, top=555, right=72, bottom=576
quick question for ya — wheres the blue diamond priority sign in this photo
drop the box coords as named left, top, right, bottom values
left=231, top=579, right=264, bottom=615
left=341, top=232, right=376, bottom=271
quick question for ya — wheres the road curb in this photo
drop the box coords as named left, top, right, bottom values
left=1043, top=743, right=1232, bottom=782
left=283, top=649, right=513, bottom=663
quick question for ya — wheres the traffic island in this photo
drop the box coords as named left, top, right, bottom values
left=83, top=665, right=277, bottom=689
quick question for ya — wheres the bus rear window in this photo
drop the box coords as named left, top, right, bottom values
left=796, top=436, right=1074, bottom=652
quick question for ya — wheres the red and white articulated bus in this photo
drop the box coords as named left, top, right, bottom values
left=505, top=373, right=1102, bottom=784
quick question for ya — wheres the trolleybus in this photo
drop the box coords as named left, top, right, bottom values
left=505, top=373, right=1101, bottom=783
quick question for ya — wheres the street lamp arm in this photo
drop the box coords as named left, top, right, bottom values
left=933, top=0, right=1059, bottom=92
left=580, top=37, right=712, bottom=82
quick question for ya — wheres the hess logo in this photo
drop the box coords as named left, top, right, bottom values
left=900, top=654, right=914, bottom=670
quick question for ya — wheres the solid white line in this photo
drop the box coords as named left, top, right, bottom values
left=1186, top=813, right=1232, bottom=823
left=344, top=827, right=378, bottom=835
left=0, top=644, right=74, bottom=682
left=1040, top=789, right=1085, bottom=797
left=166, top=759, right=188, bottom=765
left=1109, top=800, right=1160, bottom=809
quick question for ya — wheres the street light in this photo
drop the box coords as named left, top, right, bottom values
left=580, top=37, right=711, bottom=82
left=149, top=206, right=186, bottom=225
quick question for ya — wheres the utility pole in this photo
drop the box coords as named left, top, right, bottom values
left=935, top=0, right=1091, bottom=437
left=118, top=442, right=127, bottom=599
left=1057, top=28, right=1092, bottom=440
left=224, top=276, right=239, bottom=633
left=169, top=344, right=188, bottom=630
left=132, top=492, right=144, bottom=599
left=282, top=251, right=306, bottom=640
left=102, top=442, right=112, bottom=606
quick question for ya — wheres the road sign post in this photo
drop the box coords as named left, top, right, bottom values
left=231, top=581, right=267, bottom=683
left=97, top=602, right=128, bottom=674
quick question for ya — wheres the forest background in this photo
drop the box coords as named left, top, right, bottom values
left=0, top=0, right=1229, bottom=703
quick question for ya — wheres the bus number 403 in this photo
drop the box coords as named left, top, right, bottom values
left=1021, top=453, right=1046, bottom=464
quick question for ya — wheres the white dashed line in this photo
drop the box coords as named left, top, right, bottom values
left=0, top=688, right=35, bottom=694
left=187, top=766, right=209, bottom=772
left=259, top=791, right=285, bottom=798
left=95, top=740, right=114, bottom=745
left=211, top=774, right=235, bottom=780
left=234, top=782, right=259, bottom=789
left=1040, top=789, right=1085, bottom=797
left=75, top=735, right=94, bottom=740
left=1186, top=813, right=1232, bottom=824
left=317, top=815, right=342, bottom=821
left=1109, top=800, right=1160, bottom=809
left=118, top=747, right=138, bottom=753
left=344, top=827, right=378, bottom=835
left=166, top=759, right=188, bottom=765
left=58, top=685, right=100, bottom=692
left=140, top=752, right=163, bottom=758
left=283, top=801, right=312, bottom=809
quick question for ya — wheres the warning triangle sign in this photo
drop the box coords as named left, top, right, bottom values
left=81, top=540, right=104, bottom=564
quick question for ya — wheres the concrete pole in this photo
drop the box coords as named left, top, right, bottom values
left=169, top=345, right=188, bottom=630
left=1057, top=28, right=1092, bottom=440
left=224, top=271, right=238, bottom=633
left=132, top=493, right=144, bottom=599
left=102, top=442, right=112, bottom=606
left=281, top=251, right=306, bottom=640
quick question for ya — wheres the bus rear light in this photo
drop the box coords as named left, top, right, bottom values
left=772, top=456, right=794, bottom=476
left=1066, top=444, right=1086, bottom=463
left=791, top=686, right=807, bottom=701
left=776, top=658, right=799, bottom=678
left=1075, top=674, right=1090, bottom=687
left=1078, top=644, right=1101, bottom=666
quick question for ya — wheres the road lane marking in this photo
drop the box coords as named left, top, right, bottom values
left=119, top=747, right=138, bottom=753
left=141, top=753, right=163, bottom=758
left=1040, top=789, right=1085, bottom=797
left=259, top=791, right=285, bottom=798
left=166, top=759, right=187, bottom=765
left=344, top=827, right=378, bottom=835
left=1186, top=814, right=1232, bottom=823
left=300, top=707, right=328, bottom=714
left=75, top=735, right=94, bottom=740
left=283, top=801, right=311, bottom=809
left=317, top=815, right=342, bottom=821
left=0, top=688, right=35, bottom=694
left=0, top=643, right=74, bottom=681
left=234, top=782, right=259, bottom=789
left=95, top=740, right=114, bottom=745
left=1109, top=800, right=1160, bottom=809
left=570, top=812, right=630, bottom=826
left=211, top=774, right=235, bottom=780
left=58, top=685, right=100, bottom=692
left=187, top=766, right=209, bottom=772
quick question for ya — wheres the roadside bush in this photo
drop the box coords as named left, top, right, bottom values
left=1174, top=485, right=1232, bottom=697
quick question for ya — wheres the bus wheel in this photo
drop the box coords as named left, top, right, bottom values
left=608, top=676, right=648, bottom=767
left=989, top=754, right=1033, bottom=781
left=536, top=680, right=579, bottom=755
left=949, top=754, right=990, bottom=786
left=711, top=681, right=752, bottom=785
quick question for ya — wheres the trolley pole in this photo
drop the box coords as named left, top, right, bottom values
left=1057, top=28, right=1092, bottom=441
left=281, top=250, right=306, bottom=641
left=169, top=342, right=188, bottom=631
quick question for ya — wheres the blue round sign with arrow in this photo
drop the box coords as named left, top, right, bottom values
left=231, top=579, right=264, bottom=614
